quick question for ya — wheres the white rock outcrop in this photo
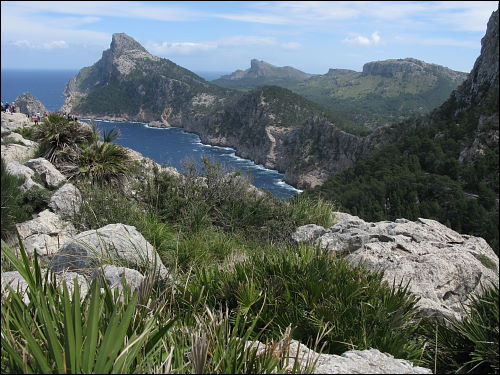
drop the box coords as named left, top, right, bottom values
left=293, top=212, right=499, bottom=319
left=5, top=160, right=44, bottom=191
left=15, top=209, right=78, bottom=257
left=48, top=183, right=82, bottom=218
left=49, top=223, right=169, bottom=280
left=93, top=265, right=145, bottom=292
left=24, top=158, right=66, bottom=188
left=1, top=270, right=89, bottom=303
left=1, top=143, right=36, bottom=163
left=247, top=339, right=431, bottom=374
left=3, top=132, right=38, bottom=147
left=1, top=112, right=30, bottom=134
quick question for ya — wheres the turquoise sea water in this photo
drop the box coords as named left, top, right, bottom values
left=1, top=69, right=301, bottom=199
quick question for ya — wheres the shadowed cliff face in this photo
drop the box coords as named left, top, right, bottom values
left=453, top=10, right=499, bottom=111
left=436, top=9, right=499, bottom=164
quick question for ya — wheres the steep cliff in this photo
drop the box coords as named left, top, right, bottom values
left=62, top=33, right=230, bottom=125
left=62, top=36, right=363, bottom=187
left=446, top=9, right=499, bottom=163
left=181, top=86, right=338, bottom=169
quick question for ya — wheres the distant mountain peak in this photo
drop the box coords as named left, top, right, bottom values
left=250, top=59, right=271, bottom=69
left=219, top=59, right=313, bottom=81
left=109, top=33, right=149, bottom=57
left=361, top=57, right=467, bottom=82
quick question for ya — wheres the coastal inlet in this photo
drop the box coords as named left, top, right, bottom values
left=83, top=119, right=303, bottom=199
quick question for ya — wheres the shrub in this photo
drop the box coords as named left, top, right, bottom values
left=33, top=114, right=95, bottom=166
left=20, top=185, right=51, bottom=215
left=15, top=126, right=35, bottom=141
left=1, top=241, right=315, bottom=374
left=1, top=243, right=174, bottom=374
left=73, top=141, right=131, bottom=185
left=73, top=184, right=145, bottom=231
left=1, top=158, right=29, bottom=239
left=143, top=158, right=335, bottom=243
left=177, top=246, right=424, bottom=361
left=421, top=285, right=499, bottom=374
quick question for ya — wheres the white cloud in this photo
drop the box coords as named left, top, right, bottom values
left=215, top=12, right=290, bottom=25
left=10, top=39, right=68, bottom=49
left=3, top=1, right=202, bottom=22
left=343, top=32, right=382, bottom=47
left=394, top=35, right=479, bottom=49
left=213, top=1, right=498, bottom=34
left=146, top=41, right=217, bottom=55
left=281, top=42, right=301, bottom=50
left=219, top=35, right=278, bottom=47
left=145, top=35, right=296, bottom=56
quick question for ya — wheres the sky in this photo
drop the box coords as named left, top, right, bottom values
left=1, top=1, right=498, bottom=75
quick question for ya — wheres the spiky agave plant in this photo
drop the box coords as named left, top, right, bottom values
left=1, top=238, right=174, bottom=374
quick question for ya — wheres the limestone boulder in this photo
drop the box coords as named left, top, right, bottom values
left=292, top=224, right=326, bottom=243
left=93, top=265, right=145, bottom=292
left=3, top=132, right=38, bottom=147
left=1, top=271, right=29, bottom=297
left=48, top=183, right=82, bottom=218
left=15, top=209, right=77, bottom=257
left=24, top=158, right=66, bottom=188
left=5, top=160, right=44, bottom=192
left=289, top=341, right=431, bottom=374
left=1, top=270, right=89, bottom=303
left=1, top=112, right=30, bottom=134
left=1, top=143, right=36, bottom=163
left=247, top=339, right=431, bottom=374
left=293, top=212, right=499, bottom=319
left=49, top=223, right=170, bottom=280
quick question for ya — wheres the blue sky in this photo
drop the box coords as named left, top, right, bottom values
left=1, top=1, right=498, bottom=74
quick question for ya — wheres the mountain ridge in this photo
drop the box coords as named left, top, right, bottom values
left=213, top=57, right=468, bottom=129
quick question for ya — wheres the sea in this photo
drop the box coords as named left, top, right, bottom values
left=1, top=69, right=301, bottom=199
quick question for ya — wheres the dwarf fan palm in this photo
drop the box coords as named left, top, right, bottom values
left=33, top=114, right=94, bottom=166
left=75, top=140, right=131, bottom=185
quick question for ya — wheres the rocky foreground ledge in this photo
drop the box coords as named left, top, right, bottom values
left=293, top=212, right=499, bottom=320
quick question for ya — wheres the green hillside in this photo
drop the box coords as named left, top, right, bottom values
left=213, top=59, right=468, bottom=131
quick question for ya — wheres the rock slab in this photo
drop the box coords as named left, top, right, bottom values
left=50, top=223, right=169, bottom=279
left=15, top=209, right=77, bottom=257
left=24, top=158, right=66, bottom=188
left=293, top=212, right=499, bottom=319
left=48, top=183, right=82, bottom=218
left=1, top=270, right=89, bottom=303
